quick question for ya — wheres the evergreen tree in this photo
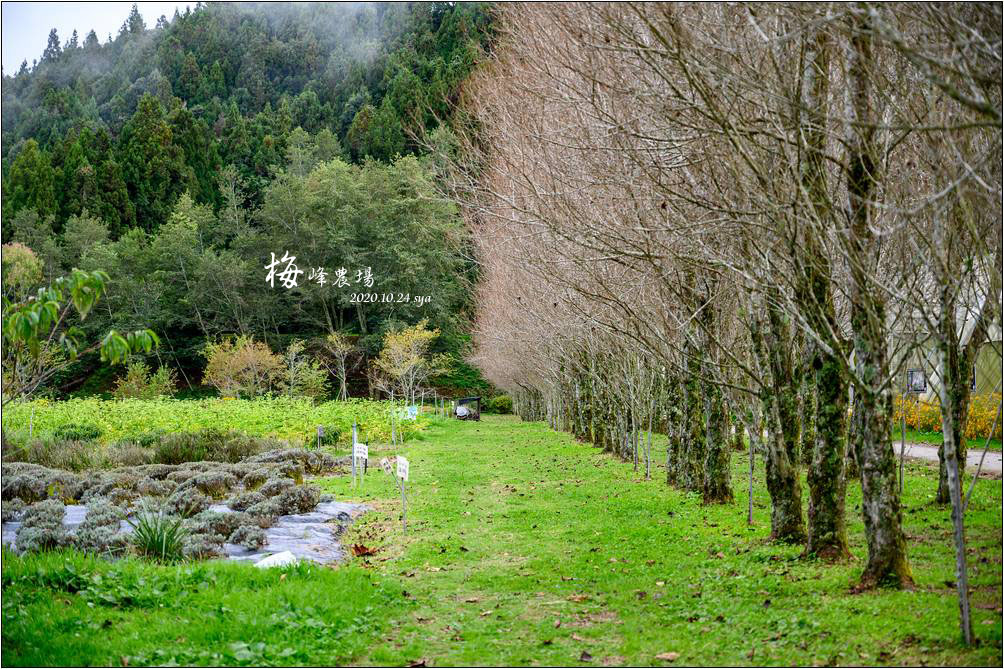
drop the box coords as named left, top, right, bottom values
left=42, top=28, right=62, bottom=62
left=3, top=139, right=57, bottom=221
left=117, top=94, right=194, bottom=230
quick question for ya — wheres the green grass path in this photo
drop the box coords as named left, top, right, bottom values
left=3, top=415, right=1002, bottom=666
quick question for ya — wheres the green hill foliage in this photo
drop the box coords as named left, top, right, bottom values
left=1, top=2, right=492, bottom=393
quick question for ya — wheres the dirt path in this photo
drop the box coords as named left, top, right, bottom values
left=897, top=441, right=1002, bottom=475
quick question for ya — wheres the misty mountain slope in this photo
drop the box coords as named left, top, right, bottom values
left=1, top=1, right=491, bottom=226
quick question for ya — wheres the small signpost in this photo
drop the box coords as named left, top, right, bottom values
left=353, top=442, right=369, bottom=487
left=396, top=456, right=410, bottom=533
left=316, top=424, right=324, bottom=450
left=351, top=422, right=358, bottom=484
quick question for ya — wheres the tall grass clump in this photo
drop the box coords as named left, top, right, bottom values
left=127, top=504, right=188, bottom=563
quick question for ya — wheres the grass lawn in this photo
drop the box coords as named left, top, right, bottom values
left=891, top=426, right=1003, bottom=453
left=3, top=414, right=1002, bottom=666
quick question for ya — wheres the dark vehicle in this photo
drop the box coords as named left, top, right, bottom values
left=455, top=396, right=481, bottom=421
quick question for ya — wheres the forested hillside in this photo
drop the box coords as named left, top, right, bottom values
left=1, top=2, right=492, bottom=394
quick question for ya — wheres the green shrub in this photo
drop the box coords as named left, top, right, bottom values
left=2, top=498, right=26, bottom=521
left=179, top=471, right=238, bottom=499
left=302, top=425, right=341, bottom=448
left=484, top=395, right=513, bottom=414
left=152, top=429, right=275, bottom=465
left=3, top=397, right=427, bottom=449
left=181, top=533, right=225, bottom=560
left=17, top=499, right=70, bottom=552
left=229, top=491, right=265, bottom=512
left=165, top=489, right=211, bottom=518
left=113, top=361, right=177, bottom=399
left=136, top=477, right=176, bottom=497
left=153, top=431, right=214, bottom=464
left=258, top=478, right=296, bottom=498
left=53, top=423, right=103, bottom=442
left=102, top=442, right=155, bottom=467
left=127, top=504, right=188, bottom=562
left=184, top=510, right=251, bottom=539
left=75, top=498, right=129, bottom=555
left=1, top=463, right=84, bottom=503
left=1, top=437, right=95, bottom=471
left=228, top=525, right=267, bottom=551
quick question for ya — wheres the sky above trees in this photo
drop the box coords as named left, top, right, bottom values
left=1, top=2, right=194, bottom=71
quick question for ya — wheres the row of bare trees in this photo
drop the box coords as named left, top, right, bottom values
left=444, top=2, right=1001, bottom=642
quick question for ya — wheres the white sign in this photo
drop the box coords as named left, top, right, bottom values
left=407, top=405, right=418, bottom=420
left=353, top=443, right=368, bottom=461
left=397, top=456, right=410, bottom=482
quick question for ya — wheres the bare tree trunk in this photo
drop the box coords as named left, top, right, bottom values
left=846, top=11, right=912, bottom=589
left=937, top=335, right=974, bottom=644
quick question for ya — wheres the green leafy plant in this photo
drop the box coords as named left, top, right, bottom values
left=113, top=361, right=177, bottom=399
left=279, top=339, right=328, bottom=400
left=484, top=394, right=512, bottom=414
left=53, top=423, right=102, bottom=441
left=127, top=503, right=188, bottom=563
left=4, top=397, right=426, bottom=446
left=202, top=336, right=282, bottom=398
left=2, top=268, right=159, bottom=406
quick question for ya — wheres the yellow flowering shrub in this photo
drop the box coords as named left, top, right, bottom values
left=893, top=393, right=1002, bottom=440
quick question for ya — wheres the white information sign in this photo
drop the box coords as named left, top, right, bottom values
left=397, top=456, right=410, bottom=482
left=353, top=443, right=368, bottom=461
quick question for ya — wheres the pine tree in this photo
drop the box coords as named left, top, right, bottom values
left=117, top=94, right=194, bottom=230
left=3, top=139, right=57, bottom=220
left=42, top=29, right=62, bottom=61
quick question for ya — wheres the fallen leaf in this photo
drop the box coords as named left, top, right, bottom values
left=351, top=544, right=377, bottom=557
left=554, top=619, right=562, bottom=628
left=428, top=566, right=442, bottom=572
left=568, top=594, right=589, bottom=602
left=580, top=651, right=593, bottom=662
left=571, top=633, right=588, bottom=642
left=602, top=656, right=626, bottom=667
left=480, top=610, right=492, bottom=616
left=715, top=552, right=726, bottom=559
left=645, top=560, right=655, bottom=566
left=655, top=581, right=665, bottom=587
left=655, top=652, right=680, bottom=662
left=120, top=658, right=129, bottom=667
left=542, top=639, right=553, bottom=646
left=407, top=659, right=428, bottom=667
left=464, top=596, right=480, bottom=603
left=279, top=573, right=286, bottom=582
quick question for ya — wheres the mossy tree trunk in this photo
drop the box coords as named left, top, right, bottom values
left=806, top=350, right=850, bottom=559
left=701, top=294, right=732, bottom=504
left=683, top=337, right=706, bottom=494
left=666, top=372, right=685, bottom=487
left=845, top=13, right=912, bottom=589
left=753, top=300, right=806, bottom=543
left=703, top=374, right=733, bottom=504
